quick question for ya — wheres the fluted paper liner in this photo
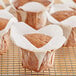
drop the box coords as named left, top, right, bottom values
left=10, top=22, right=66, bottom=71
left=0, top=10, right=17, bottom=54
left=47, top=4, right=76, bottom=46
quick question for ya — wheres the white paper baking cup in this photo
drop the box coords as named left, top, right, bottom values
left=47, top=4, right=76, bottom=46
left=10, top=22, right=66, bottom=70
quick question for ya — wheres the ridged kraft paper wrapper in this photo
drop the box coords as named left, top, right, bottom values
left=47, top=4, right=76, bottom=47
left=10, top=22, right=66, bottom=72
left=0, top=10, right=17, bottom=55
left=61, top=0, right=76, bottom=10
left=9, top=0, right=54, bottom=9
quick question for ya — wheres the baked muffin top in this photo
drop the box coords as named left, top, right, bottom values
left=25, top=33, right=51, bottom=48
left=52, top=11, right=76, bottom=22
left=0, top=18, right=9, bottom=30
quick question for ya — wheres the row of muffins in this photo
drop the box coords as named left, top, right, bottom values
left=0, top=0, right=75, bottom=72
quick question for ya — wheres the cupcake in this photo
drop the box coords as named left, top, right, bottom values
left=47, top=4, right=76, bottom=47
left=10, top=0, right=54, bottom=30
left=10, top=22, right=66, bottom=72
left=18, top=2, right=47, bottom=30
left=0, top=10, right=17, bottom=55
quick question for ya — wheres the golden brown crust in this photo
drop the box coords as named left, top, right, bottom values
left=0, top=18, right=9, bottom=30
left=52, top=11, right=76, bottom=22
left=13, top=0, right=51, bottom=9
left=25, top=34, right=51, bottom=48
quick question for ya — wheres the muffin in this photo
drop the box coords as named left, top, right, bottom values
left=17, top=2, right=47, bottom=30
left=49, top=5, right=76, bottom=47
left=10, top=22, right=66, bottom=72
left=0, top=10, right=17, bottom=55
left=10, top=0, right=54, bottom=30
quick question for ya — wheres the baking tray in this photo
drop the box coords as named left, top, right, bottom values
left=0, top=41, right=76, bottom=76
